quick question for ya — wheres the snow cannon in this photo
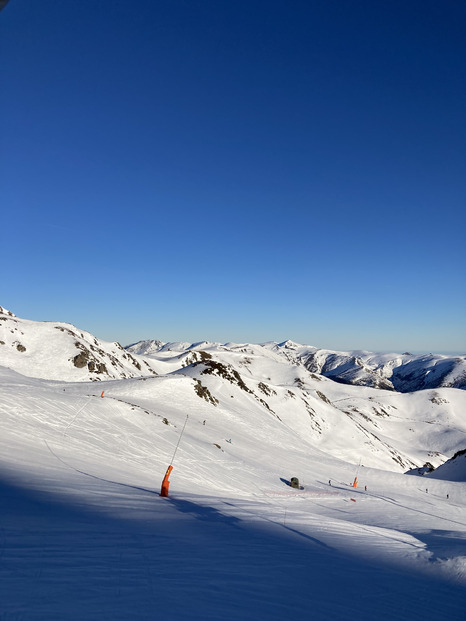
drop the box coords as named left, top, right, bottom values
left=290, top=477, right=300, bottom=489
left=160, top=465, right=173, bottom=497
left=352, top=477, right=358, bottom=488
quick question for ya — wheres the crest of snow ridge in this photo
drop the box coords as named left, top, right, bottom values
left=0, top=306, right=159, bottom=381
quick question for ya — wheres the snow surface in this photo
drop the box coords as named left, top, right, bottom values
left=1, top=309, right=466, bottom=619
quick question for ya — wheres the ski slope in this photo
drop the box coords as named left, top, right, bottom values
left=1, top=364, right=466, bottom=620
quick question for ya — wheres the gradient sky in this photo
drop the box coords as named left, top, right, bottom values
left=1, top=0, right=465, bottom=353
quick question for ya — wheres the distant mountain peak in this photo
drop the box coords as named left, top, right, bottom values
left=277, top=340, right=302, bottom=349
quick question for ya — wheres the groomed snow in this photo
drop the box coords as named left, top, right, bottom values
left=1, top=363, right=466, bottom=620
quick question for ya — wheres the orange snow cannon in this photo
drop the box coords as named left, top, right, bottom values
left=352, top=477, right=358, bottom=488
left=160, top=465, right=173, bottom=497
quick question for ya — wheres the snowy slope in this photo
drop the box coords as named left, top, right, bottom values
left=429, top=450, right=466, bottom=482
left=2, top=306, right=465, bottom=474
left=123, top=339, right=466, bottom=473
left=2, top=365, right=466, bottom=620
left=2, top=307, right=466, bottom=619
left=0, top=306, right=160, bottom=381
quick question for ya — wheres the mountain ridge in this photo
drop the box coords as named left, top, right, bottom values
left=2, top=305, right=465, bottom=475
left=2, top=305, right=464, bottom=393
left=128, top=337, right=466, bottom=393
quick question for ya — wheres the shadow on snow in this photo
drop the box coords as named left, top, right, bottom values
left=1, top=475, right=465, bottom=621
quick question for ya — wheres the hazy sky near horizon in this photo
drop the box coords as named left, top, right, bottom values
left=1, top=0, right=465, bottom=353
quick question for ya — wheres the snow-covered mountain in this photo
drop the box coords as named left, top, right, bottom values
left=128, top=338, right=466, bottom=392
left=2, top=306, right=466, bottom=619
left=264, top=340, right=466, bottom=392
left=123, top=340, right=466, bottom=474
left=3, top=304, right=462, bottom=392
left=2, top=306, right=465, bottom=474
left=0, top=306, right=160, bottom=381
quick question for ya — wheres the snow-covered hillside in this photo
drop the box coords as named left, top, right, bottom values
left=429, top=449, right=466, bottom=482
left=2, top=307, right=466, bottom=473
left=2, top=307, right=466, bottom=619
left=128, top=338, right=466, bottom=392
left=263, top=340, right=466, bottom=392
left=0, top=306, right=159, bottom=381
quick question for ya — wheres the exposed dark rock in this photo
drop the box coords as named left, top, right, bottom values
left=73, top=352, right=88, bottom=368
left=194, top=379, right=219, bottom=406
left=316, top=390, right=332, bottom=405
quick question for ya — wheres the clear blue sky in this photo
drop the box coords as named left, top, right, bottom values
left=1, top=0, right=465, bottom=353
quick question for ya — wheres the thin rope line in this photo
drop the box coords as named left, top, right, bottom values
left=170, top=414, right=188, bottom=466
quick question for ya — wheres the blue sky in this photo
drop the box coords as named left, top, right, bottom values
left=1, top=0, right=465, bottom=352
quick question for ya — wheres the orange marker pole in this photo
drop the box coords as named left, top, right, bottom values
left=160, top=465, right=173, bottom=497
left=100, top=391, right=105, bottom=398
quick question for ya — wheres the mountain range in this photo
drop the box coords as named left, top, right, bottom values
left=2, top=304, right=466, bottom=618
left=3, top=305, right=463, bottom=392
left=1, top=305, right=465, bottom=475
left=129, top=338, right=466, bottom=393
